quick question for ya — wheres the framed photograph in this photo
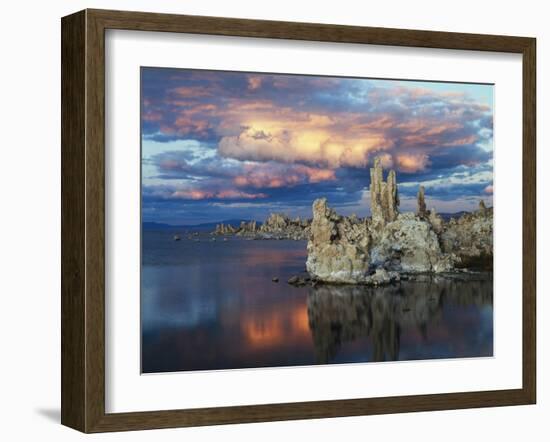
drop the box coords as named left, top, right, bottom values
left=61, top=9, right=536, bottom=433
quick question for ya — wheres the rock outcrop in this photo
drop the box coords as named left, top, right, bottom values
left=417, top=185, right=427, bottom=217
left=306, top=156, right=492, bottom=284
left=440, top=202, right=493, bottom=269
left=428, top=208, right=444, bottom=234
left=370, top=157, right=399, bottom=226
left=305, top=198, right=371, bottom=283
left=257, top=213, right=309, bottom=240
left=369, top=213, right=455, bottom=273
left=478, top=200, right=489, bottom=216
left=213, top=213, right=310, bottom=240
left=214, top=223, right=237, bottom=235
left=238, top=220, right=257, bottom=233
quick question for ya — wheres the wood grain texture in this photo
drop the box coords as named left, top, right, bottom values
left=89, top=8, right=532, bottom=52
left=61, top=10, right=86, bottom=432
left=84, top=9, right=107, bottom=433
left=522, top=38, right=536, bottom=403
left=60, top=8, right=537, bottom=433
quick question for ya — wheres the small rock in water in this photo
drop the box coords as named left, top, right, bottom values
left=272, top=277, right=279, bottom=283
left=287, top=275, right=299, bottom=285
left=173, top=235, right=181, bottom=241
left=287, top=274, right=311, bottom=286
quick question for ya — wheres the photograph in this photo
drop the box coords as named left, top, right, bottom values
left=140, top=68, right=494, bottom=373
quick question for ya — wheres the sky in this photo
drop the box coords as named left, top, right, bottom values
left=141, top=68, right=494, bottom=225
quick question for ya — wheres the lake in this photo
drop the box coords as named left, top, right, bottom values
left=141, top=230, right=493, bottom=373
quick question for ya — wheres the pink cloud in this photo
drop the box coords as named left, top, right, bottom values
left=159, top=125, right=176, bottom=135
left=218, top=124, right=392, bottom=168
left=377, top=153, right=394, bottom=169
left=158, top=159, right=182, bottom=170
left=148, top=78, right=492, bottom=177
left=395, top=153, right=431, bottom=173
left=142, top=111, right=162, bottom=122
left=173, top=116, right=211, bottom=136
left=211, top=93, right=482, bottom=169
left=233, top=163, right=336, bottom=188
left=171, top=189, right=267, bottom=200
left=247, top=76, right=263, bottom=91
left=172, top=86, right=212, bottom=98
left=442, top=135, right=478, bottom=146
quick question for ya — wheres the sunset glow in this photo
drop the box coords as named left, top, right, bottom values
left=141, top=68, right=493, bottom=225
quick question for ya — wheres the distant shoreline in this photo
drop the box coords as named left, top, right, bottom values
left=142, top=210, right=474, bottom=232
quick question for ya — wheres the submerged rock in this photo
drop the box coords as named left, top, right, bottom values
left=287, top=273, right=312, bottom=286
left=364, top=268, right=401, bottom=285
left=287, top=275, right=299, bottom=284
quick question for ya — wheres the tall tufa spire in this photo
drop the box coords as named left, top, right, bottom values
left=369, top=157, right=399, bottom=225
left=417, top=185, right=427, bottom=217
left=478, top=199, right=488, bottom=216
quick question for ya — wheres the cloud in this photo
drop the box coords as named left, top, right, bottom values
left=142, top=110, right=163, bottom=122
left=150, top=150, right=336, bottom=187
left=171, top=86, right=213, bottom=98
left=395, top=153, right=430, bottom=173
left=233, top=163, right=336, bottom=188
left=140, top=68, right=494, bottom=223
left=218, top=124, right=391, bottom=168
left=247, top=75, right=263, bottom=91
left=142, top=70, right=493, bottom=174
left=211, top=83, right=492, bottom=173
left=171, top=189, right=267, bottom=201
left=396, top=163, right=493, bottom=202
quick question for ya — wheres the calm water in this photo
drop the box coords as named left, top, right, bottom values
left=141, top=230, right=493, bottom=373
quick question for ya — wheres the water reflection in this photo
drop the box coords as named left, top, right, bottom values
left=307, top=276, right=493, bottom=364
left=141, top=231, right=493, bottom=373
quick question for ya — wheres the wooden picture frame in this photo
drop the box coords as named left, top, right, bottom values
left=61, top=8, right=536, bottom=433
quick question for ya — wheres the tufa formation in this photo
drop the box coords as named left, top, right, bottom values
left=306, top=156, right=493, bottom=284
left=417, top=185, right=427, bottom=217
left=213, top=213, right=310, bottom=240
left=370, top=157, right=399, bottom=226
